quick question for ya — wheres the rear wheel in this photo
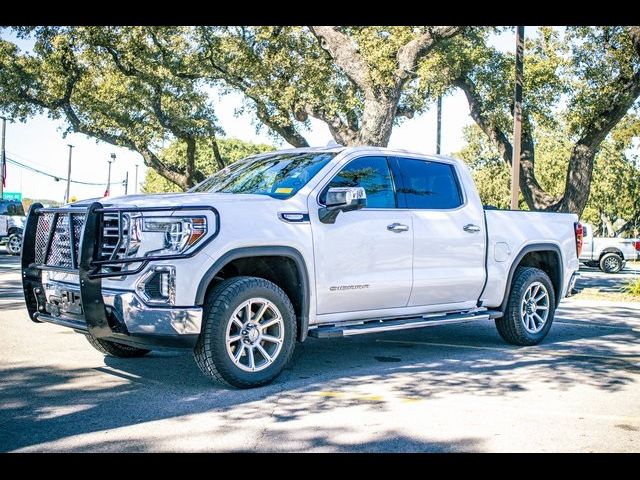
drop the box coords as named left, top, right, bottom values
left=495, top=266, right=556, bottom=346
left=194, top=276, right=297, bottom=389
left=85, top=334, right=151, bottom=358
left=599, top=252, right=623, bottom=273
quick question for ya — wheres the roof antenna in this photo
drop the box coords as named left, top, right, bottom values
left=326, top=140, right=342, bottom=148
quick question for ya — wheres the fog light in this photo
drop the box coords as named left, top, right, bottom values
left=137, top=266, right=176, bottom=304
left=159, top=272, right=170, bottom=298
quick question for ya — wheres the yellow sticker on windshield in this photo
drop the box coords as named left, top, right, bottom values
left=275, top=187, right=293, bottom=194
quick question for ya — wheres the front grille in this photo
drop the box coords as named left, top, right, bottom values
left=99, top=213, right=129, bottom=273
left=35, top=212, right=86, bottom=268
left=33, top=211, right=130, bottom=272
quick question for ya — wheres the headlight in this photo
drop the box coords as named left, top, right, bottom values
left=142, top=216, right=207, bottom=255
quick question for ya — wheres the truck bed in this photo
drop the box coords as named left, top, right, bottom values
left=481, top=209, right=580, bottom=308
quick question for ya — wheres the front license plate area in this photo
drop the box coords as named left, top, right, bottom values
left=46, top=290, right=83, bottom=316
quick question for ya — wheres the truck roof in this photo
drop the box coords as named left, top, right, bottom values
left=256, top=145, right=462, bottom=164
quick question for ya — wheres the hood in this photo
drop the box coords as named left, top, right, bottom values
left=72, top=192, right=276, bottom=209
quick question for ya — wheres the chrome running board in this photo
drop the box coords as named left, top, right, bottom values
left=308, top=310, right=501, bottom=339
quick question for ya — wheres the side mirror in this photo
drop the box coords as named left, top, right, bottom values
left=319, top=187, right=367, bottom=224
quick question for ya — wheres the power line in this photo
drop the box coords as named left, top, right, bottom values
left=5, top=156, right=127, bottom=186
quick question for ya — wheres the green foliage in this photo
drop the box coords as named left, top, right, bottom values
left=0, top=26, right=220, bottom=189
left=625, top=278, right=640, bottom=297
left=142, top=137, right=273, bottom=193
left=456, top=124, right=510, bottom=209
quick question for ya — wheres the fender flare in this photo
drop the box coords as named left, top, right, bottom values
left=499, top=243, right=564, bottom=312
left=195, top=246, right=311, bottom=342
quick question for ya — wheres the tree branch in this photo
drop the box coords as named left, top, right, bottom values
left=454, top=74, right=512, bottom=162
left=309, top=26, right=371, bottom=93
left=303, top=104, right=358, bottom=145
left=455, top=74, right=556, bottom=209
left=210, top=134, right=225, bottom=170
left=396, top=105, right=415, bottom=119
left=396, top=26, right=463, bottom=80
left=253, top=99, right=309, bottom=148
left=629, top=26, right=640, bottom=58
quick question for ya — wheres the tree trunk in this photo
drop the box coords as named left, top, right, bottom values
left=548, top=142, right=597, bottom=213
left=600, top=211, right=615, bottom=237
left=357, top=92, right=400, bottom=146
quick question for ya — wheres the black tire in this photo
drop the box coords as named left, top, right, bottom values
left=495, top=266, right=556, bottom=346
left=85, top=334, right=151, bottom=358
left=7, top=232, right=22, bottom=255
left=194, top=276, right=297, bottom=389
left=599, top=252, right=623, bottom=273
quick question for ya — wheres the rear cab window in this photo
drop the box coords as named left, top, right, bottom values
left=391, top=157, right=463, bottom=209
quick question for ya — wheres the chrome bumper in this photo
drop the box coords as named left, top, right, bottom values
left=39, top=280, right=202, bottom=348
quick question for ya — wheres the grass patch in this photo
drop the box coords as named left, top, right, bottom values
left=573, top=288, right=640, bottom=302
left=625, top=278, right=640, bottom=297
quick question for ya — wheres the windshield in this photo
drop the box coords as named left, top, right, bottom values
left=189, top=152, right=337, bottom=198
left=0, top=201, right=25, bottom=216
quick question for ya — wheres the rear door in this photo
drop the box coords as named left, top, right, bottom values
left=391, top=156, right=486, bottom=309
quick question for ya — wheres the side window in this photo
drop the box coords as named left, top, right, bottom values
left=582, top=225, right=588, bottom=237
left=321, top=156, right=396, bottom=208
left=394, top=157, right=462, bottom=209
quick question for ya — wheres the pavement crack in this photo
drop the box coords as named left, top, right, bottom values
left=252, top=385, right=285, bottom=451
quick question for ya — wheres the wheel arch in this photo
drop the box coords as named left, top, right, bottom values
left=499, top=243, right=564, bottom=313
left=599, top=247, right=624, bottom=260
left=195, top=246, right=310, bottom=342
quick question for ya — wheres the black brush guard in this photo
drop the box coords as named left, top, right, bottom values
left=21, top=201, right=218, bottom=342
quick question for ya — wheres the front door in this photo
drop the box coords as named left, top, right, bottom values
left=310, top=156, right=413, bottom=316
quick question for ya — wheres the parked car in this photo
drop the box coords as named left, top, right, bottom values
left=579, top=222, right=640, bottom=273
left=0, top=199, right=25, bottom=255
left=21, top=146, right=581, bottom=388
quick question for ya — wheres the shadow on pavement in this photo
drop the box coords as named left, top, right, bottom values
left=1, top=315, right=638, bottom=452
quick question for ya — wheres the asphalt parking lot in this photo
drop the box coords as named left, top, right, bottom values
left=1, top=252, right=639, bottom=452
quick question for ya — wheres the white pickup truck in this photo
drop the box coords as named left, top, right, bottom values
left=21, top=146, right=581, bottom=388
left=579, top=222, right=640, bottom=273
left=0, top=199, right=25, bottom=255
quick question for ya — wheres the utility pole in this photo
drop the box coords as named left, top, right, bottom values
left=124, top=171, right=129, bottom=195
left=64, top=144, right=74, bottom=204
left=510, top=26, right=525, bottom=210
left=0, top=116, right=6, bottom=199
left=105, top=153, right=116, bottom=197
left=436, top=95, right=442, bottom=155
left=134, top=164, right=139, bottom=194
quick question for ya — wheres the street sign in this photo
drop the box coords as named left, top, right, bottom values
left=2, top=192, right=22, bottom=201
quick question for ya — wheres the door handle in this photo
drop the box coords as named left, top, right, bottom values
left=387, top=223, right=410, bottom=233
left=463, top=224, right=481, bottom=233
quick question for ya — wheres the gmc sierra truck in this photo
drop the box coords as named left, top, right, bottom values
left=21, top=146, right=581, bottom=388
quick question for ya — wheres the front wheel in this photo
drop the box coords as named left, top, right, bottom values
left=7, top=233, right=22, bottom=255
left=599, top=252, right=624, bottom=273
left=495, top=266, right=556, bottom=346
left=194, top=276, right=297, bottom=389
